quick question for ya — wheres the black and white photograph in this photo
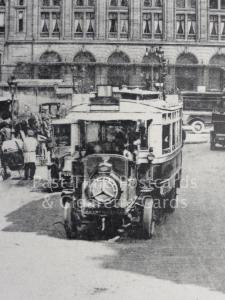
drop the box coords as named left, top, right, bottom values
left=0, top=0, right=225, bottom=299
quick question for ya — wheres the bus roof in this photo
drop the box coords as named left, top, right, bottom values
left=113, top=87, right=160, bottom=96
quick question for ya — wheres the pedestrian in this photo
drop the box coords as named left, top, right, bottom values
left=0, top=130, right=24, bottom=178
left=0, top=123, right=11, bottom=141
left=23, top=130, right=38, bottom=180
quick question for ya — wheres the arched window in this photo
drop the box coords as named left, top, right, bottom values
left=209, top=54, right=225, bottom=91
left=141, top=52, right=160, bottom=89
left=39, top=51, right=62, bottom=79
left=107, top=51, right=130, bottom=87
left=73, top=51, right=96, bottom=92
left=176, top=52, right=198, bottom=91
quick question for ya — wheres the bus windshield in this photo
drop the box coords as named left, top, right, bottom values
left=85, top=155, right=127, bottom=177
left=79, top=120, right=150, bottom=154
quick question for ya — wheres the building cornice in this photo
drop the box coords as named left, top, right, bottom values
left=4, top=39, right=225, bottom=48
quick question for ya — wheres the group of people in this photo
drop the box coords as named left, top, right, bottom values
left=0, top=104, right=56, bottom=181
left=0, top=126, right=38, bottom=180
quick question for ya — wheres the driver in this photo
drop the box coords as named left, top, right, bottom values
left=94, top=144, right=102, bottom=154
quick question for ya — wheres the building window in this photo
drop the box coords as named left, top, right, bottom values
left=210, top=15, right=219, bottom=39
left=40, top=0, right=61, bottom=37
left=176, top=14, right=185, bottom=38
left=154, top=13, right=162, bottom=38
left=108, top=0, right=129, bottom=39
left=74, top=1, right=95, bottom=38
left=221, top=16, right=225, bottom=38
left=209, top=0, right=225, bottom=9
left=143, top=13, right=152, bottom=38
left=18, top=11, right=24, bottom=32
left=42, top=0, right=61, bottom=6
left=74, top=13, right=83, bottom=37
left=19, top=0, right=24, bottom=5
left=75, top=0, right=95, bottom=6
left=0, top=12, right=5, bottom=34
left=52, top=12, right=60, bottom=35
left=41, top=12, right=50, bottom=36
left=187, top=14, right=196, bottom=37
left=108, top=12, right=129, bottom=38
left=109, top=13, right=118, bottom=37
left=109, top=0, right=128, bottom=6
left=155, top=0, right=162, bottom=7
left=53, top=0, right=60, bottom=5
left=222, top=0, right=225, bottom=9
left=43, top=0, right=50, bottom=5
left=0, top=0, right=5, bottom=6
left=143, top=0, right=161, bottom=6
left=176, top=0, right=196, bottom=8
left=142, top=0, right=163, bottom=39
left=210, top=0, right=218, bottom=9
left=144, top=0, right=152, bottom=6
left=176, top=0, right=196, bottom=40
left=40, top=12, right=60, bottom=37
left=209, top=1, right=225, bottom=40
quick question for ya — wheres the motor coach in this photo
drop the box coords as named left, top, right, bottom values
left=58, top=86, right=183, bottom=239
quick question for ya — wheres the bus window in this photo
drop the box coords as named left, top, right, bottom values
left=176, top=121, right=179, bottom=146
left=172, top=123, right=176, bottom=149
left=162, top=124, right=171, bottom=154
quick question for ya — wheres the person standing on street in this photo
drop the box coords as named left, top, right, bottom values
left=23, top=130, right=38, bottom=180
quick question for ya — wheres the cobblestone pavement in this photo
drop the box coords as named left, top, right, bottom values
left=0, top=143, right=225, bottom=300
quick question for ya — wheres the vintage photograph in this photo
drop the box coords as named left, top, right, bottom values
left=0, top=0, right=225, bottom=299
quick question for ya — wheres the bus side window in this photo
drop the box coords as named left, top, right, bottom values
left=162, top=124, right=171, bottom=153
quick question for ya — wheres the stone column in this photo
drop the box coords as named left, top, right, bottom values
left=130, top=0, right=141, bottom=40
left=199, top=0, right=208, bottom=42
left=63, top=0, right=72, bottom=39
left=96, top=0, right=107, bottom=40
left=164, top=0, right=175, bottom=41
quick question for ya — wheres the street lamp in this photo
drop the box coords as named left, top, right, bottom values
left=144, top=46, right=167, bottom=99
left=7, top=75, right=18, bottom=129
left=155, top=46, right=167, bottom=101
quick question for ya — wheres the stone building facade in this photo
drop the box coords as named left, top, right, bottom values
left=1, top=0, right=225, bottom=92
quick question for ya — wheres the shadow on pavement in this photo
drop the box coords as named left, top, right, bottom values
left=2, top=196, right=66, bottom=239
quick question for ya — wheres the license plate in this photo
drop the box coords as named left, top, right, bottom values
left=84, top=208, right=125, bottom=215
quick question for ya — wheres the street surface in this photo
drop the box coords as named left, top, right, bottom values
left=0, top=141, right=225, bottom=300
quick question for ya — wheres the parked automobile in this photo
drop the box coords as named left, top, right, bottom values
left=210, top=100, right=225, bottom=150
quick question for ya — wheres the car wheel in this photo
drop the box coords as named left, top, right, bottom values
left=191, top=120, right=205, bottom=134
left=143, top=197, right=155, bottom=239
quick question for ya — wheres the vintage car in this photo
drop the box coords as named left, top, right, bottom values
left=210, top=100, right=225, bottom=150
left=54, top=86, right=183, bottom=239
left=181, top=91, right=222, bottom=133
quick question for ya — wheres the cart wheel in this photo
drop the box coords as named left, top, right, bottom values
left=191, top=120, right=205, bottom=134
left=64, top=202, right=77, bottom=239
left=143, top=197, right=155, bottom=239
